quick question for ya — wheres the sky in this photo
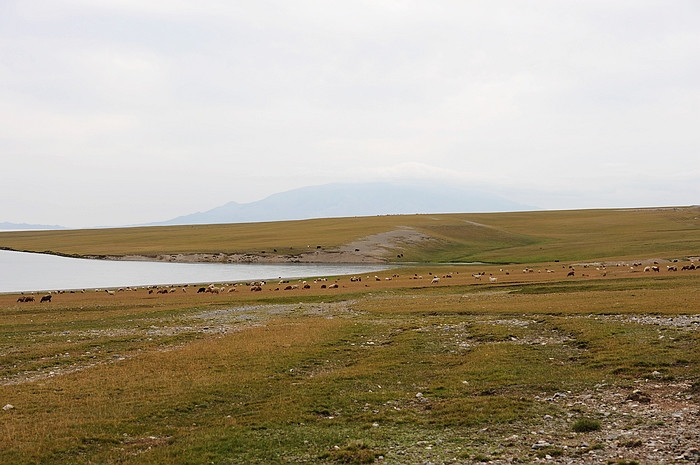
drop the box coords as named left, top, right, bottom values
left=2, top=1, right=699, bottom=228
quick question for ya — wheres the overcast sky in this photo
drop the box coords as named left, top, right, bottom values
left=2, top=1, right=699, bottom=228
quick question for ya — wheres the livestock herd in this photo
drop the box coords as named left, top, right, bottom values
left=12, top=258, right=700, bottom=304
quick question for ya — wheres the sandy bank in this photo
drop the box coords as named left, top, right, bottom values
left=85, top=228, right=435, bottom=265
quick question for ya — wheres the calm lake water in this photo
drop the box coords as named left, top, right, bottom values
left=0, top=250, right=389, bottom=293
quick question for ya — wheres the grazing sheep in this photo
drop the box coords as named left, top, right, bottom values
left=644, top=266, right=651, bottom=272
left=197, top=287, right=206, bottom=293
left=489, top=276, right=498, bottom=283
left=431, top=277, right=440, bottom=284
left=40, top=295, right=52, bottom=303
left=328, top=283, right=338, bottom=289
left=567, top=270, right=575, bottom=277
left=651, top=266, right=660, bottom=272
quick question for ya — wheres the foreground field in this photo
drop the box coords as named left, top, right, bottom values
left=2, top=262, right=699, bottom=464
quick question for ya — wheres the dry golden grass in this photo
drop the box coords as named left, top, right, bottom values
left=1, top=206, right=699, bottom=263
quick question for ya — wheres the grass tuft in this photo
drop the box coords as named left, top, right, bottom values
left=321, top=440, right=382, bottom=464
left=572, top=417, right=602, bottom=433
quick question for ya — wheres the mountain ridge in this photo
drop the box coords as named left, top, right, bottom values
left=152, top=182, right=536, bottom=226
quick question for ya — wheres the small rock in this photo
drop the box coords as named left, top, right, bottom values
left=532, top=441, right=552, bottom=449
left=627, top=390, right=651, bottom=403
left=2, top=404, right=14, bottom=411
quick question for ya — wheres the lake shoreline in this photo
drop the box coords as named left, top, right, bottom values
left=0, top=249, right=391, bottom=294
left=82, top=250, right=389, bottom=265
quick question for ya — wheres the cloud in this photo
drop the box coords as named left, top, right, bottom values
left=1, top=1, right=699, bottom=226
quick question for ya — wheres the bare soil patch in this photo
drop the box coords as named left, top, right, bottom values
left=91, top=227, right=434, bottom=264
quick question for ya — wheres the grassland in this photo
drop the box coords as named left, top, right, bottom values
left=1, top=206, right=700, bottom=263
left=1, top=207, right=700, bottom=464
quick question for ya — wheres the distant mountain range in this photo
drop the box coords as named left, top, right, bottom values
left=0, top=222, right=67, bottom=231
left=152, top=182, right=536, bottom=226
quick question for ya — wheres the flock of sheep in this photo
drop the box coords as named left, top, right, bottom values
left=13, top=258, right=699, bottom=304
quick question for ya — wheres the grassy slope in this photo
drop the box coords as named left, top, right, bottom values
left=1, top=206, right=700, bottom=263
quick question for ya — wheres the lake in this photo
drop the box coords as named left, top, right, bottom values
left=0, top=250, right=389, bottom=293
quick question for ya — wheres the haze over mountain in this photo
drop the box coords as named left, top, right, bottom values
left=0, top=222, right=67, bottom=231
left=152, top=182, right=536, bottom=226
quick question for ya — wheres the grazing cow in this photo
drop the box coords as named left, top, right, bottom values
left=40, top=295, right=52, bottom=303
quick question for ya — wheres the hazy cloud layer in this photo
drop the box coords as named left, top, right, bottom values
left=2, top=1, right=699, bottom=227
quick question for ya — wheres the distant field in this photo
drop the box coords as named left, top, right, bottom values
left=1, top=206, right=700, bottom=263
